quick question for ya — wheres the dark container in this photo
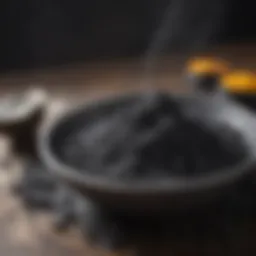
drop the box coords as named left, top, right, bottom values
left=185, top=57, right=230, bottom=93
left=0, top=88, right=48, bottom=158
left=39, top=92, right=256, bottom=215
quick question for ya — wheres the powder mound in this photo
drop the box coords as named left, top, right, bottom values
left=60, top=92, right=249, bottom=180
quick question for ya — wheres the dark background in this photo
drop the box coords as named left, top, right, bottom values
left=0, top=0, right=255, bottom=71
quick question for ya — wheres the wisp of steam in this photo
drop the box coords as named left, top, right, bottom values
left=142, top=0, right=228, bottom=87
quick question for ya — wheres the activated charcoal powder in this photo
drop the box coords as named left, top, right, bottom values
left=56, top=92, right=249, bottom=180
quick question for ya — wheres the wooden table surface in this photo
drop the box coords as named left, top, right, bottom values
left=0, top=45, right=255, bottom=256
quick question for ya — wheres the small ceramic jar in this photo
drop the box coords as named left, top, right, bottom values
left=0, top=88, right=48, bottom=158
left=185, top=57, right=230, bottom=93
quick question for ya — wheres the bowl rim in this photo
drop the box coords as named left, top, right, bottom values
left=38, top=92, right=256, bottom=195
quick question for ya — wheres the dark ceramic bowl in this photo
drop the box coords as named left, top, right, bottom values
left=39, top=93, right=256, bottom=214
left=186, top=73, right=221, bottom=94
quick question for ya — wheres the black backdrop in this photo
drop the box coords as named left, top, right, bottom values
left=0, top=0, right=255, bottom=71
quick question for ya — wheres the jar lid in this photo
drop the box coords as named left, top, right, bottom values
left=221, top=70, right=256, bottom=94
left=186, top=57, right=229, bottom=75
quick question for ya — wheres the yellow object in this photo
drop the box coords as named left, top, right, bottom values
left=221, top=70, right=256, bottom=93
left=187, top=57, right=229, bottom=75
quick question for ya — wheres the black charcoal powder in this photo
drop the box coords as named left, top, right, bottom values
left=59, top=92, right=249, bottom=180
